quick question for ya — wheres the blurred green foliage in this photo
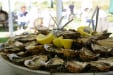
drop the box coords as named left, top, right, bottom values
left=0, top=37, right=8, bottom=43
left=107, top=14, right=113, bottom=22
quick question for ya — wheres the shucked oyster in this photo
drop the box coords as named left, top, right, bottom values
left=79, top=47, right=99, bottom=61
left=91, top=43, right=112, bottom=54
left=24, top=55, right=48, bottom=69
left=88, top=61, right=111, bottom=72
left=45, top=57, right=64, bottom=72
left=44, top=44, right=78, bottom=58
left=97, top=57, right=113, bottom=67
left=55, top=30, right=80, bottom=39
left=7, top=53, right=33, bottom=64
left=25, top=45, right=45, bottom=54
left=1, top=40, right=25, bottom=53
left=15, top=34, right=37, bottom=42
left=91, top=31, right=111, bottom=40
left=46, top=57, right=64, bottom=67
left=2, top=46, right=22, bottom=53
left=65, top=61, right=87, bottom=73
left=56, top=49, right=78, bottom=58
left=6, top=34, right=37, bottom=43
left=97, top=38, right=113, bottom=48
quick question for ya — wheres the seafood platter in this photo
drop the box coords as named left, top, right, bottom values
left=1, top=26, right=113, bottom=75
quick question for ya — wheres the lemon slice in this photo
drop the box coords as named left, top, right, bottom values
left=60, top=39, right=73, bottom=49
left=53, top=36, right=63, bottom=48
left=36, top=32, right=54, bottom=44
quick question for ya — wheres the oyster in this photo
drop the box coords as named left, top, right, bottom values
left=91, top=31, right=111, bottom=40
left=38, top=27, right=50, bottom=35
left=24, top=41, right=38, bottom=47
left=72, top=37, right=94, bottom=49
left=7, top=53, right=33, bottom=64
left=79, top=47, right=99, bottom=61
left=14, top=34, right=37, bottom=42
left=65, top=61, right=87, bottom=73
left=55, top=30, right=80, bottom=39
left=91, top=43, right=112, bottom=54
left=2, top=46, right=22, bottom=53
left=97, top=38, right=113, bottom=48
left=74, top=38, right=90, bottom=45
left=24, top=55, right=48, bottom=69
left=46, top=57, right=64, bottom=72
left=47, top=57, right=64, bottom=67
left=60, top=49, right=78, bottom=58
left=25, top=45, right=45, bottom=54
left=7, top=53, right=20, bottom=61
left=97, top=57, right=113, bottom=67
left=44, top=44, right=78, bottom=58
left=14, top=41, right=24, bottom=48
left=1, top=40, right=25, bottom=53
left=88, top=61, right=111, bottom=72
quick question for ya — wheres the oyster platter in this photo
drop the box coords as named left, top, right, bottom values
left=1, top=27, right=113, bottom=75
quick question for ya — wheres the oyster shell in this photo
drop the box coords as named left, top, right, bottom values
left=14, top=34, right=37, bottom=42
left=24, top=41, right=38, bottom=47
left=91, top=31, right=111, bottom=40
left=88, top=61, right=111, bottom=72
left=38, top=28, right=50, bottom=35
left=97, top=38, right=113, bottom=48
left=60, top=49, right=78, bottom=58
left=47, top=57, right=64, bottom=67
left=3, top=46, right=22, bottom=53
left=55, top=30, right=80, bottom=39
left=65, top=61, right=87, bottom=73
left=44, top=44, right=78, bottom=58
left=14, top=41, right=24, bottom=48
left=91, top=43, right=112, bottom=54
left=79, top=47, right=99, bottom=61
left=7, top=53, right=33, bottom=64
left=46, top=57, right=65, bottom=72
left=25, top=45, right=45, bottom=54
left=24, top=55, right=48, bottom=69
left=97, top=57, right=113, bottom=67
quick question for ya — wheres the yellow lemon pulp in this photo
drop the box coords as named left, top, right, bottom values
left=60, top=39, right=73, bottom=49
left=53, top=36, right=63, bottom=48
left=36, top=32, right=54, bottom=44
left=77, top=26, right=92, bottom=37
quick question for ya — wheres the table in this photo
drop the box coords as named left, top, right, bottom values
left=0, top=59, right=18, bottom=75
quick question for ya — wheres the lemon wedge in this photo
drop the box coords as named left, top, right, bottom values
left=53, top=36, right=63, bottom=48
left=36, top=32, right=54, bottom=44
left=60, top=39, right=73, bottom=49
left=77, top=26, right=92, bottom=37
